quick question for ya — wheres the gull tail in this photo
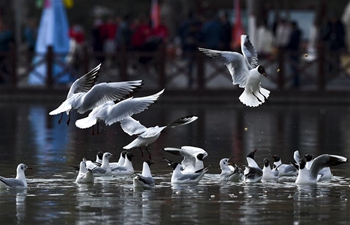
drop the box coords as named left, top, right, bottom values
left=75, top=117, right=97, bottom=129
left=49, top=104, right=72, bottom=115
left=259, top=87, right=270, bottom=100
left=167, top=115, right=198, bottom=128
left=239, top=90, right=263, bottom=107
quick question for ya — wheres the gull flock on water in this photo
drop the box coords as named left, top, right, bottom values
left=1, top=35, right=348, bottom=190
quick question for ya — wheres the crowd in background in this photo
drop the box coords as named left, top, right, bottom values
left=0, top=7, right=348, bottom=87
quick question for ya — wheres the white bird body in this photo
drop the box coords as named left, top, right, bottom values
left=243, top=166, right=262, bottom=183
left=110, top=151, right=127, bottom=169
left=121, top=116, right=198, bottom=159
left=0, top=164, right=30, bottom=189
left=111, top=152, right=134, bottom=175
left=198, top=34, right=269, bottom=107
left=75, top=159, right=94, bottom=183
left=91, top=152, right=113, bottom=176
left=75, top=89, right=164, bottom=129
left=272, top=155, right=298, bottom=176
left=171, top=163, right=208, bottom=184
left=163, top=146, right=208, bottom=174
left=295, top=154, right=347, bottom=184
left=219, top=158, right=243, bottom=182
left=262, top=159, right=279, bottom=182
left=85, top=151, right=103, bottom=170
left=49, top=63, right=143, bottom=125
left=133, top=161, right=155, bottom=188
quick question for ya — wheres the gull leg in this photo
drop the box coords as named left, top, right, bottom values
left=139, top=147, right=144, bottom=160
left=145, top=147, right=152, bottom=160
left=97, top=121, right=99, bottom=135
left=58, top=113, right=63, bottom=124
left=259, top=90, right=267, bottom=101
left=66, top=113, right=71, bottom=126
left=92, top=126, right=95, bottom=136
left=252, top=92, right=262, bottom=102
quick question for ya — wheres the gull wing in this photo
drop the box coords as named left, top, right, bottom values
left=120, top=117, right=147, bottom=136
left=0, top=177, right=25, bottom=187
left=67, top=63, right=101, bottom=98
left=241, top=35, right=258, bottom=69
left=77, top=80, right=143, bottom=114
left=104, top=89, right=164, bottom=126
left=166, top=115, right=198, bottom=128
left=135, top=175, right=154, bottom=186
left=310, top=154, right=348, bottom=179
left=198, top=47, right=249, bottom=87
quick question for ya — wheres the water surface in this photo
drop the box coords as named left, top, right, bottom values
left=0, top=102, right=350, bottom=224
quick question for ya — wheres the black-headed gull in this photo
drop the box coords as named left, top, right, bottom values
left=304, top=154, right=333, bottom=182
left=219, top=158, right=243, bottom=182
left=246, top=149, right=260, bottom=168
left=294, top=154, right=347, bottom=184
left=75, top=158, right=94, bottom=183
left=121, top=115, right=198, bottom=160
left=0, top=164, right=31, bottom=189
left=133, top=160, right=155, bottom=188
left=262, top=158, right=279, bottom=182
left=86, top=151, right=103, bottom=169
left=110, top=151, right=128, bottom=169
left=164, top=158, right=209, bottom=184
left=163, top=146, right=207, bottom=174
left=91, top=152, right=113, bottom=176
left=111, top=152, right=135, bottom=175
left=75, top=89, right=164, bottom=134
left=198, top=35, right=269, bottom=107
left=243, top=166, right=262, bottom=183
left=49, top=63, right=143, bottom=125
left=244, top=149, right=262, bottom=183
left=272, top=154, right=298, bottom=176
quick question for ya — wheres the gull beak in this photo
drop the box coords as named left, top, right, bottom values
left=263, top=72, right=267, bottom=77
left=27, top=167, right=32, bottom=170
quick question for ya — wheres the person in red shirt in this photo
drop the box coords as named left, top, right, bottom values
left=131, top=14, right=152, bottom=50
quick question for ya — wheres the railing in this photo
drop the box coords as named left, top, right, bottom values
left=1, top=43, right=350, bottom=90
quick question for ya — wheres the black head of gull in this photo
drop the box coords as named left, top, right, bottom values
left=247, top=149, right=257, bottom=159
left=145, top=160, right=154, bottom=167
left=121, top=151, right=128, bottom=158
left=272, top=155, right=281, bottom=162
left=257, top=65, right=267, bottom=77
left=197, top=153, right=206, bottom=161
left=304, top=154, right=313, bottom=162
left=126, top=152, right=135, bottom=161
left=263, top=158, right=270, bottom=167
left=97, top=151, right=104, bottom=160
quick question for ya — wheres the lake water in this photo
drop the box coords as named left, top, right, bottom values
left=0, top=101, right=350, bottom=224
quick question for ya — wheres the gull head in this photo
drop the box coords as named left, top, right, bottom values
left=257, top=65, right=267, bottom=77
left=263, top=158, right=270, bottom=168
left=272, top=155, right=281, bottom=162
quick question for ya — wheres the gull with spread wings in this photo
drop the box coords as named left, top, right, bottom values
left=120, top=115, right=198, bottom=160
left=49, top=64, right=143, bottom=125
left=198, top=35, right=269, bottom=107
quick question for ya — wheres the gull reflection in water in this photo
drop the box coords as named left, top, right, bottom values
left=16, top=189, right=27, bottom=224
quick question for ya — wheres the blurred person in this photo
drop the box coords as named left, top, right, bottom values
left=218, top=11, right=232, bottom=51
left=100, top=16, right=118, bottom=53
left=286, top=21, right=302, bottom=88
left=275, top=18, right=291, bottom=48
left=179, top=18, right=203, bottom=88
left=115, top=14, right=133, bottom=50
left=201, top=11, right=223, bottom=50
left=342, top=1, right=350, bottom=52
left=321, top=12, right=346, bottom=75
left=67, top=23, right=85, bottom=69
left=23, top=18, right=38, bottom=52
left=131, top=14, right=152, bottom=51
left=255, top=21, right=273, bottom=55
left=0, top=21, right=14, bottom=84
left=151, top=18, right=169, bottom=43
left=91, top=18, right=104, bottom=62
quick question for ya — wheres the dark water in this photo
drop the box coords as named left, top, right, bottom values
left=0, top=101, right=350, bottom=224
